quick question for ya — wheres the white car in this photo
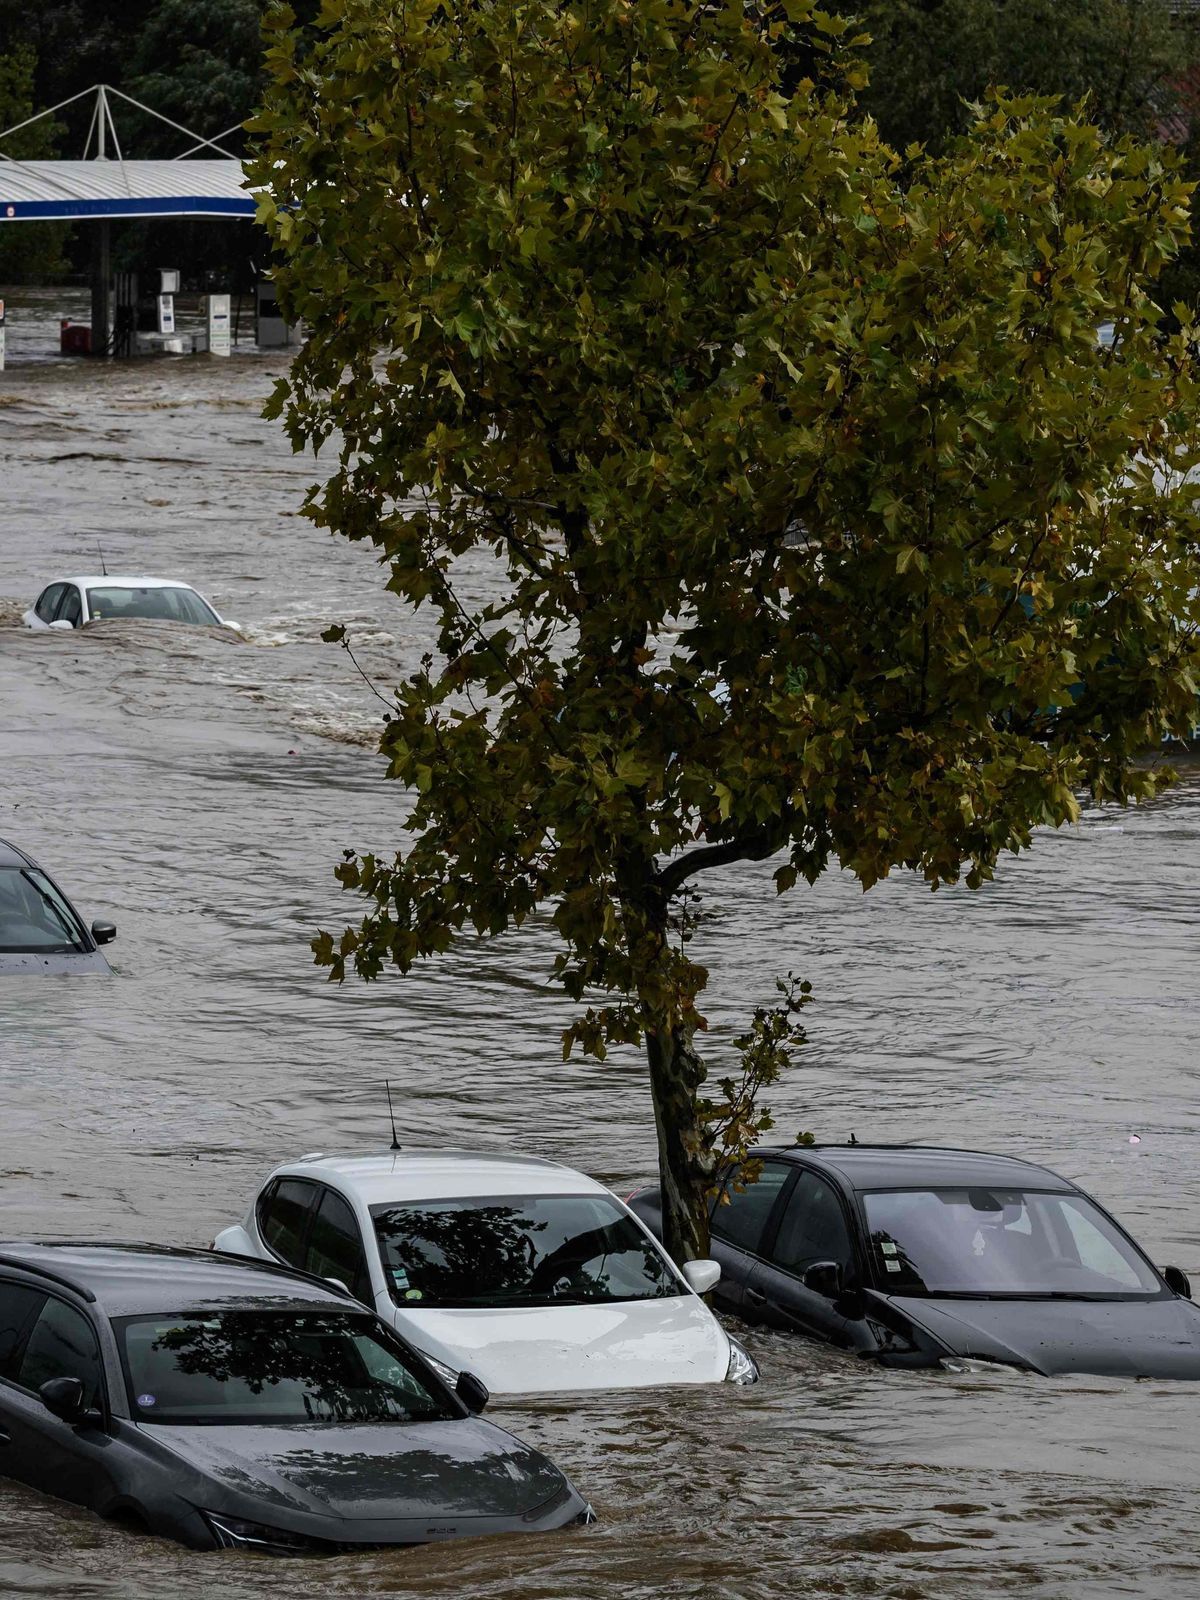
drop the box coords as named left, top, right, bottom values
left=214, top=1150, right=758, bottom=1395
left=23, top=575, right=239, bottom=631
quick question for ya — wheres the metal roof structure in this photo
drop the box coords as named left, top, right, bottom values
left=0, top=159, right=254, bottom=222
left=0, top=84, right=257, bottom=224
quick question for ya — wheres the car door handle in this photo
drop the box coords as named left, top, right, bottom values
left=744, top=1287, right=767, bottom=1307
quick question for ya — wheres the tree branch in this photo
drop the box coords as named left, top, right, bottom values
left=656, top=822, right=787, bottom=898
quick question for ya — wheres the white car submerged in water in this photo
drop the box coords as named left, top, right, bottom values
left=214, top=1150, right=757, bottom=1395
left=23, top=575, right=239, bottom=631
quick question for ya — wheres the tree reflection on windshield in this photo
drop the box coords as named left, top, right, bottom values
left=116, top=1310, right=454, bottom=1425
left=371, top=1194, right=683, bottom=1308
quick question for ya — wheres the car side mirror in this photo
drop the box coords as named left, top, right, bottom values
left=801, top=1260, right=844, bottom=1299
left=455, top=1371, right=489, bottom=1414
left=222, top=620, right=242, bottom=633
left=682, top=1259, right=721, bottom=1295
left=48, top=619, right=74, bottom=632
left=39, top=1376, right=86, bottom=1422
left=91, top=920, right=117, bottom=946
left=1164, top=1265, right=1192, bottom=1299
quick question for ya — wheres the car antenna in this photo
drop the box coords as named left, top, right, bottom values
left=849, top=1131, right=857, bottom=1145
left=385, top=1079, right=402, bottom=1151
left=97, top=541, right=107, bottom=576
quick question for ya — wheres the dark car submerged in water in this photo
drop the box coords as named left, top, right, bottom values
left=0, top=838, right=115, bottom=975
left=628, top=1146, right=1200, bottom=1379
left=0, top=1243, right=590, bottom=1552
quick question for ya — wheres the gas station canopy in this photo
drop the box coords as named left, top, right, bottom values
left=0, top=159, right=256, bottom=223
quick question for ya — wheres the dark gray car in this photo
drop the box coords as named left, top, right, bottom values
left=629, top=1145, right=1200, bottom=1379
left=0, top=838, right=115, bottom=974
left=0, top=1242, right=591, bottom=1552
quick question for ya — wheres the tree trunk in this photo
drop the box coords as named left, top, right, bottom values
left=642, top=998, right=714, bottom=1266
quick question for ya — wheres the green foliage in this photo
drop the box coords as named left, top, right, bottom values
left=252, top=0, right=1200, bottom=1259
left=846, top=0, right=1188, bottom=155
left=0, top=46, right=69, bottom=282
left=129, top=0, right=268, bottom=154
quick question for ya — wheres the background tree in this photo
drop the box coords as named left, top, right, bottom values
left=0, top=46, right=69, bottom=282
left=846, top=0, right=1189, bottom=155
left=250, top=0, right=1200, bottom=1264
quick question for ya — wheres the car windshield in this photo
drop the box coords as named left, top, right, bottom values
left=0, top=865, right=88, bottom=953
left=371, top=1193, right=684, bottom=1308
left=116, top=1311, right=455, bottom=1426
left=86, top=585, right=218, bottom=625
left=863, top=1187, right=1163, bottom=1298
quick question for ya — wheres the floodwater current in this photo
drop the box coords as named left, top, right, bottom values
left=1, top=288, right=1199, bottom=1598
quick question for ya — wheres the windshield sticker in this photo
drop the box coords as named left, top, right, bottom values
left=405, top=1288, right=424, bottom=1301
left=884, top=1259, right=901, bottom=1273
left=880, top=1241, right=898, bottom=1256
left=137, top=1393, right=156, bottom=1407
left=390, top=1266, right=410, bottom=1289
left=972, top=1229, right=986, bottom=1256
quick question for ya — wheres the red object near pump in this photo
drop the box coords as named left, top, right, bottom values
left=60, top=319, right=91, bottom=356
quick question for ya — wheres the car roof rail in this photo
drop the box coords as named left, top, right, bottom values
left=0, top=1252, right=97, bottom=1303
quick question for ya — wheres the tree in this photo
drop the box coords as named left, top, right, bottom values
left=845, top=0, right=1189, bottom=156
left=250, top=0, right=1200, bottom=1265
left=0, top=46, right=69, bottom=282
left=129, top=0, right=270, bottom=156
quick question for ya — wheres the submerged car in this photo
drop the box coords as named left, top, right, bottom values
left=628, top=1145, right=1200, bottom=1380
left=0, top=1242, right=590, bottom=1552
left=22, top=575, right=239, bottom=631
left=214, top=1150, right=757, bottom=1394
left=0, top=837, right=115, bottom=974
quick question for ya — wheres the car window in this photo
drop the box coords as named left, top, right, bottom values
left=117, top=1311, right=453, bottom=1426
left=35, top=584, right=65, bottom=623
left=372, top=1193, right=683, bottom=1308
left=55, top=585, right=82, bottom=627
left=1058, top=1198, right=1151, bottom=1291
left=260, top=1178, right=317, bottom=1267
left=305, top=1187, right=372, bottom=1301
left=16, top=1296, right=103, bottom=1410
left=0, top=866, right=89, bottom=953
left=769, top=1170, right=854, bottom=1275
left=862, top=1188, right=1162, bottom=1296
left=0, top=1282, right=47, bottom=1378
left=710, top=1161, right=791, bottom=1255
left=86, top=585, right=218, bottom=625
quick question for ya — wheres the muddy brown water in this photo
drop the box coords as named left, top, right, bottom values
left=1, top=287, right=1199, bottom=1597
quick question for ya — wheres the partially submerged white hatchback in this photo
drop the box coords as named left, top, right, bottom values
left=23, top=575, right=239, bottom=631
left=214, top=1151, right=757, bottom=1395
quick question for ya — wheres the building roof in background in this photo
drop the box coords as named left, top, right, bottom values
left=0, top=158, right=256, bottom=222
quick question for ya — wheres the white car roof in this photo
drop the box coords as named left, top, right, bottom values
left=53, top=575, right=202, bottom=590
left=275, top=1149, right=613, bottom=1206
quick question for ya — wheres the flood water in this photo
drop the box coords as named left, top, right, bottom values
left=2, top=287, right=1199, bottom=1598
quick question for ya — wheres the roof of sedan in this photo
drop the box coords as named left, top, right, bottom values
left=60, top=575, right=199, bottom=589
left=0, top=1242, right=354, bottom=1315
left=772, top=1144, right=1077, bottom=1193
left=285, top=1149, right=610, bottom=1206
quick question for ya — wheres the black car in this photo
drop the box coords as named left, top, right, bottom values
left=0, top=838, right=115, bottom=974
left=0, top=1242, right=590, bottom=1552
left=628, top=1145, right=1200, bottom=1379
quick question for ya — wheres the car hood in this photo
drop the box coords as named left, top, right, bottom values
left=144, top=1416, right=566, bottom=1521
left=886, top=1292, right=1200, bottom=1378
left=398, top=1296, right=729, bottom=1393
left=0, top=949, right=110, bottom=975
